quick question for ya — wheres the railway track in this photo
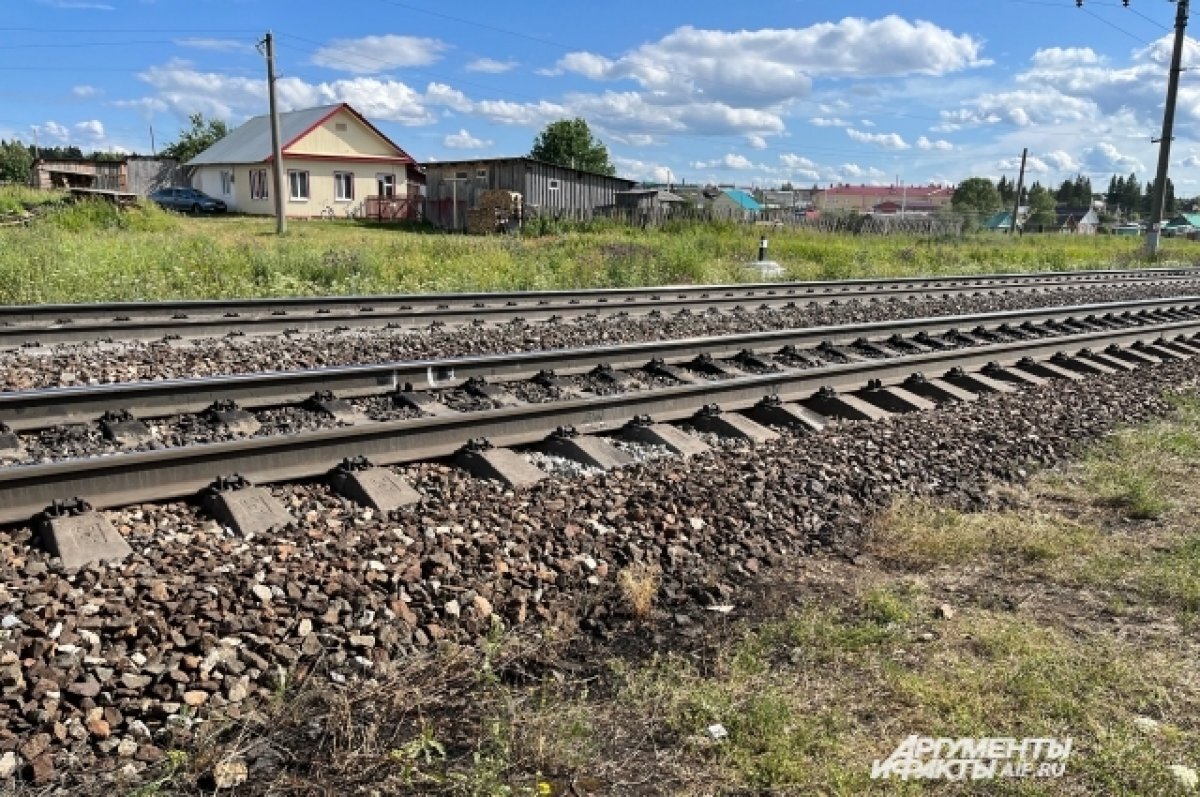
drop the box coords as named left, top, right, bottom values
left=2, top=296, right=1199, bottom=524
left=3, top=265, right=1200, bottom=347
left=2, top=295, right=1197, bottom=431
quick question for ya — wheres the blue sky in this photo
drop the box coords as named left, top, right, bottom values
left=6, top=0, right=1200, bottom=191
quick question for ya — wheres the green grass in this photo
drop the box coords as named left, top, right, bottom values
left=0, top=185, right=66, bottom=215
left=3, top=185, right=1200, bottom=303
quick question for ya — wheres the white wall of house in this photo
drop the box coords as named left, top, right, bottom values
left=192, top=159, right=407, bottom=217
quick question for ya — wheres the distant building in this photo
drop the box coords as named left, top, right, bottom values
left=31, top=156, right=181, bottom=196
left=711, top=188, right=762, bottom=219
left=817, top=184, right=954, bottom=212
left=1055, top=207, right=1099, bottom=235
left=614, top=188, right=687, bottom=211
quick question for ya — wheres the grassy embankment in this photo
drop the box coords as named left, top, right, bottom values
left=0, top=188, right=1197, bottom=304
left=142, top=397, right=1200, bottom=796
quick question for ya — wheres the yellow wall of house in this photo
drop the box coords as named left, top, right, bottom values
left=191, top=161, right=407, bottom=217
left=289, top=109, right=398, bottom=158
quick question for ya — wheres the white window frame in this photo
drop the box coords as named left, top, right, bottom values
left=548, top=179, right=561, bottom=191
left=454, top=170, right=470, bottom=180
left=249, top=169, right=268, bottom=200
left=475, top=168, right=488, bottom=179
left=219, top=170, right=233, bottom=196
left=376, top=173, right=396, bottom=197
left=334, top=171, right=354, bottom=202
left=288, top=169, right=310, bottom=202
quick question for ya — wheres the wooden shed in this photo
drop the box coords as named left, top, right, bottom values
left=422, top=157, right=636, bottom=231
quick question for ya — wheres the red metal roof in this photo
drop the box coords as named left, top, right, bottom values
left=823, top=184, right=953, bottom=197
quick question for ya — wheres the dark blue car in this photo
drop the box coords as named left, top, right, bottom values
left=147, top=187, right=227, bottom=214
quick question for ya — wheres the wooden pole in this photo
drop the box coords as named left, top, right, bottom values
left=263, top=31, right=287, bottom=235
left=1146, top=0, right=1189, bottom=256
left=1011, top=148, right=1028, bottom=235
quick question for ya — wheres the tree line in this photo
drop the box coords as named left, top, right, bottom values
left=953, top=173, right=1182, bottom=227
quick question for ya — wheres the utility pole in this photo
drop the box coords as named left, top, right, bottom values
left=260, top=31, right=287, bottom=234
left=1147, top=0, right=1189, bottom=256
left=149, top=125, right=156, bottom=157
left=1011, top=148, right=1028, bottom=235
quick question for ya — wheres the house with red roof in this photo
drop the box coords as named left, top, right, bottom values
left=816, top=184, right=954, bottom=213
left=186, top=103, right=421, bottom=218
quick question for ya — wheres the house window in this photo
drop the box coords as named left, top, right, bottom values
left=454, top=170, right=469, bottom=180
left=376, top=173, right=395, bottom=197
left=548, top=179, right=560, bottom=191
left=219, top=171, right=233, bottom=196
left=249, top=169, right=269, bottom=200
left=288, top=170, right=309, bottom=201
left=334, top=171, right=354, bottom=201
left=475, top=169, right=487, bottom=179
left=335, top=122, right=348, bottom=132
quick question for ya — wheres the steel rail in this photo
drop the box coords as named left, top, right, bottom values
left=0, top=317, right=1196, bottom=524
left=3, top=268, right=1200, bottom=346
left=2, top=295, right=1199, bottom=431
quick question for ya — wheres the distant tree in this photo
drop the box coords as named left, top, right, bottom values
left=997, top=175, right=1015, bottom=205
left=951, top=177, right=1002, bottom=216
left=528, top=118, right=615, bottom=175
left=1055, top=178, right=1075, bottom=204
left=1055, top=174, right=1092, bottom=207
left=1121, top=172, right=1142, bottom=218
left=1105, top=175, right=1122, bottom=207
left=162, top=112, right=229, bottom=164
left=33, top=145, right=84, bottom=160
left=1026, top=182, right=1058, bottom=230
left=0, top=139, right=33, bottom=183
left=88, top=150, right=127, bottom=162
left=1073, top=174, right=1093, bottom=206
left=1143, top=176, right=1177, bottom=218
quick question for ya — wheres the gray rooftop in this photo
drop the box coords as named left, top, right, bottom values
left=185, top=105, right=341, bottom=167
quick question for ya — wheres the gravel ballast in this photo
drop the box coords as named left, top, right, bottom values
left=2, top=352, right=1199, bottom=792
left=3, top=282, right=1199, bottom=390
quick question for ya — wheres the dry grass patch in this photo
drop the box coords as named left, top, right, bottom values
left=617, top=563, right=661, bottom=621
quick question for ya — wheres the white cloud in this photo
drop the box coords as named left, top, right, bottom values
left=465, top=57, right=518, bottom=74
left=425, top=82, right=472, bottom=112
left=612, top=155, right=674, bottom=183
left=134, top=62, right=470, bottom=127
left=810, top=117, right=847, bottom=127
left=39, top=121, right=70, bottom=142
left=1043, top=150, right=1079, bottom=172
left=1082, top=142, right=1144, bottom=174
left=474, top=98, right=568, bottom=127
left=72, top=85, right=102, bottom=98
left=939, top=89, right=1096, bottom=129
left=780, top=153, right=816, bottom=169
left=846, top=128, right=909, bottom=150
left=916, top=136, right=953, bottom=151
left=74, top=120, right=105, bottom=140
left=860, top=119, right=876, bottom=128
left=998, top=154, right=1051, bottom=174
left=746, top=134, right=767, bottom=150
left=311, top=35, right=449, bottom=74
left=839, top=163, right=888, bottom=181
left=691, top=153, right=758, bottom=170
left=556, top=17, right=984, bottom=107
left=1029, top=47, right=1104, bottom=69
left=443, top=128, right=492, bottom=149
